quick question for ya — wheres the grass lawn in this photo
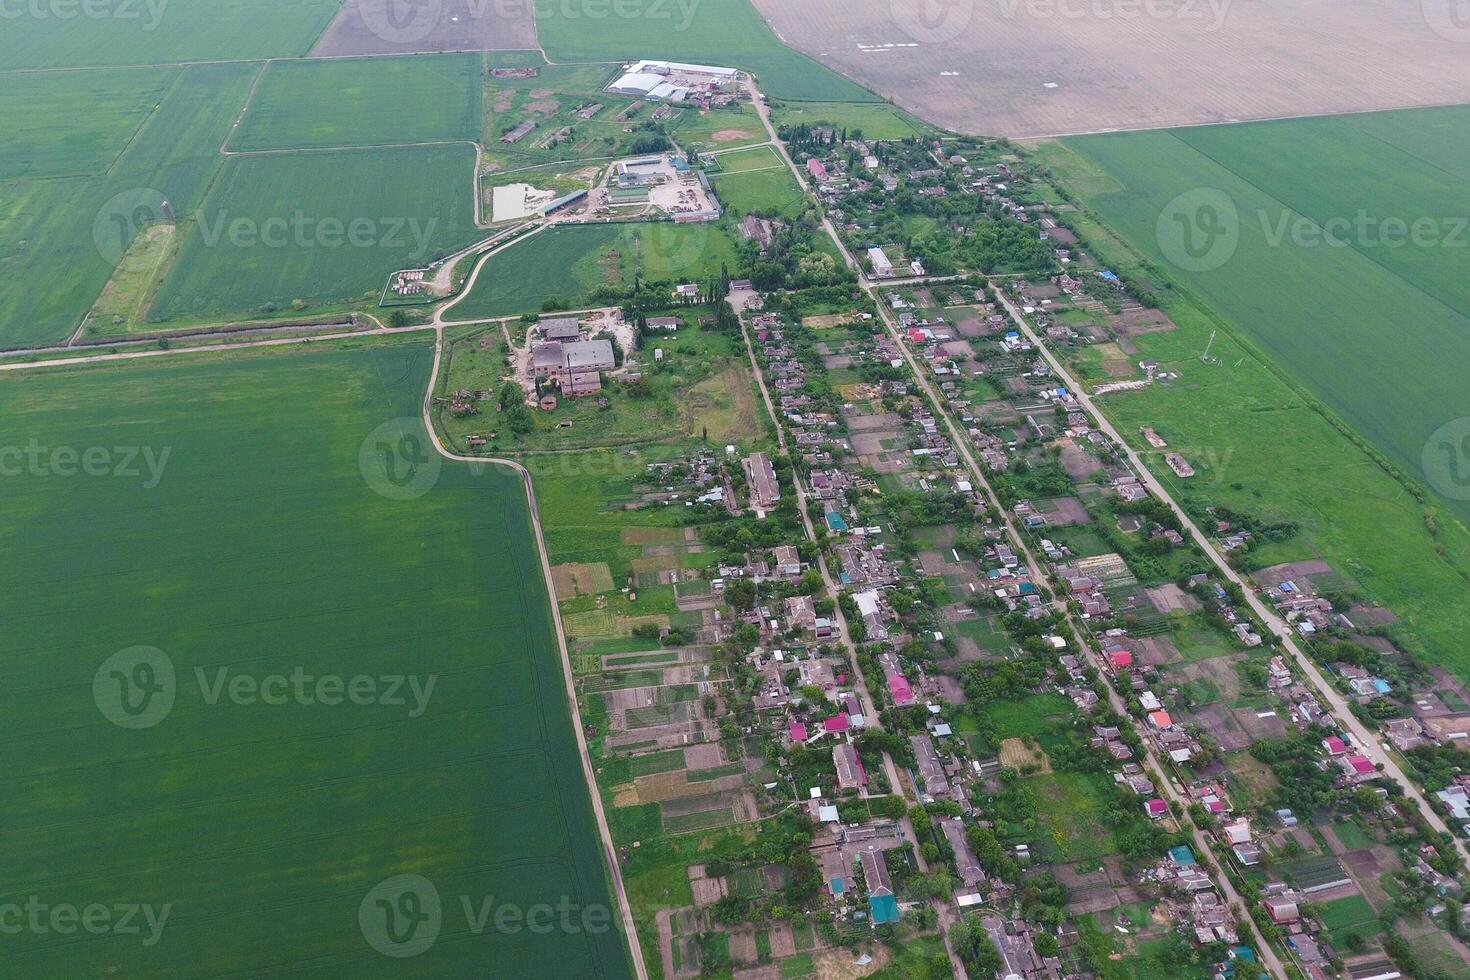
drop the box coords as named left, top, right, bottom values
left=448, top=222, right=739, bottom=320
left=670, top=103, right=766, bottom=150
left=1042, top=109, right=1470, bottom=678
left=1320, top=895, right=1382, bottom=947
left=1330, top=820, right=1374, bottom=850
left=1028, top=771, right=1122, bottom=862
left=152, top=143, right=480, bottom=321
left=982, top=693, right=1073, bottom=739
left=866, top=935, right=949, bottom=979
left=0, top=337, right=630, bottom=977
left=229, top=53, right=481, bottom=150
left=710, top=145, right=784, bottom=174
left=713, top=166, right=807, bottom=220
left=780, top=952, right=815, bottom=978
left=949, top=616, right=1011, bottom=654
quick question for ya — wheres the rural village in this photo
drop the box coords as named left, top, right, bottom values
left=10, top=5, right=1470, bottom=978
left=426, top=89, right=1470, bottom=980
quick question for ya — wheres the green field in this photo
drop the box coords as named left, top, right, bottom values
left=1043, top=108, right=1470, bottom=677
left=448, top=222, right=739, bottom=319
left=711, top=144, right=784, bottom=174
left=0, top=338, right=631, bottom=977
left=3, top=62, right=259, bottom=346
left=152, top=144, right=481, bottom=321
left=713, top=166, right=807, bottom=219
left=768, top=100, right=930, bottom=140
left=668, top=103, right=766, bottom=150
left=230, top=54, right=482, bottom=151
left=0, top=67, right=177, bottom=178
left=534, top=0, right=878, bottom=102
left=0, top=0, right=339, bottom=69
left=1060, top=108, right=1470, bottom=526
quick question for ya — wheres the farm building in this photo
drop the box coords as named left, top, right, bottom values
left=499, top=120, right=537, bottom=145
left=530, top=339, right=616, bottom=382
left=538, top=317, right=582, bottom=341
left=742, top=452, right=780, bottom=510
left=609, top=60, right=738, bottom=99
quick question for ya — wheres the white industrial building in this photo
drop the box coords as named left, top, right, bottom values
left=868, top=246, right=895, bottom=278
left=607, top=60, right=738, bottom=100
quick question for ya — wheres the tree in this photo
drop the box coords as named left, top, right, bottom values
left=497, top=381, right=523, bottom=411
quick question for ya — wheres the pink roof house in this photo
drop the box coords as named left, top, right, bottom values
left=1145, top=799, right=1169, bottom=818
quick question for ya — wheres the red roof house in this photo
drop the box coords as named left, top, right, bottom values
left=806, top=158, right=828, bottom=181
left=1145, top=798, right=1169, bottom=819
left=1148, top=710, right=1173, bottom=729
left=1347, top=754, right=1375, bottom=775
left=886, top=673, right=915, bottom=705
left=1322, top=736, right=1347, bottom=755
left=1108, top=650, right=1134, bottom=670
left=823, top=714, right=850, bottom=733
left=789, top=722, right=808, bottom=743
